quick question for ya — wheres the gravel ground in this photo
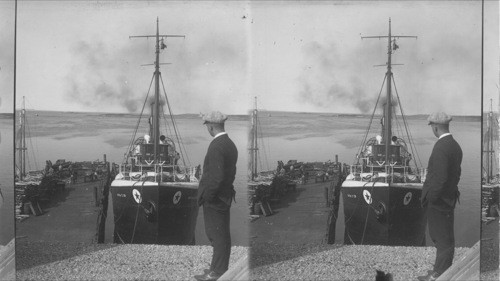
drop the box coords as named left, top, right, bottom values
left=250, top=242, right=470, bottom=281
left=16, top=241, right=247, bottom=281
left=480, top=219, right=499, bottom=281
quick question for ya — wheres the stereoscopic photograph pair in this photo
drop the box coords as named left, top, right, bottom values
left=0, top=1, right=498, bottom=281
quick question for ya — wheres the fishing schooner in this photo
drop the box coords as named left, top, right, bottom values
left=482, top=99, right=499, bottom=219
left=15, top=97, right=66, bottom=218
left=248, top=97, right=276, bottom=216
left=341, top=19, right=426, bottom=246
left=110, top=19, right=200, bottom=245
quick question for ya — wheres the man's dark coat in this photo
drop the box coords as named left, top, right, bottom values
left=422, top=134, right=462, bottom=210
left=197, top=133, right=238, bottom=206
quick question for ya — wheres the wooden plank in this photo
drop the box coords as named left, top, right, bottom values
left=436, top=241, right=479, bottom=281
left=219, top=254, right=248, bottom=281
left=0, top=239, right=15, bottom=281
left=261, top=201, right=273, bottom=216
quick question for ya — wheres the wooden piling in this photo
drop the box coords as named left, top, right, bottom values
left=326, top=173, right=342, bottom=244
left=95, top=161, right=112, bottom=243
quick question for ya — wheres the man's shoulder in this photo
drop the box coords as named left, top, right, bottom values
left=435, top=135, right=462, bottom=153
left=210, top=134, right=236, bottom=149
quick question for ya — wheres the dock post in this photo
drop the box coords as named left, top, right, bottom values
left=324, top=186, right=329, bottom=207
left=93, top=186, right=98, bottom=207
left=96, top=163, right=112, bottom=243
left=326, top=172, right=342, bottom=244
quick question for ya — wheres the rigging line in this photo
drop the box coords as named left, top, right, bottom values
left=159, top=75, right=186, bottom=165
left=25, top=100, right=42, bottom=167
left=255, top=102, right=272, bottom=172
left=130, top=180, right=147, bottom=243
left=262, top=117, right=272, bottom=172
left=392, top=76, right=422, bottom=168
left=125, top=75, right=154, bottom=164
left=392, top=76, right=420, bottom=168
left=159, top=74, right=190, bottom=167
left=255, top=102, right=272, bottom=166
left=161, top=107, right=174, bottom=137
left=160, top=107, right=175, bottom=147
left=360, top=182, right=377, bottom=244
left=356, top=74, right=387, bottom=164
left=24, top=117, right=38, bottom=171
left=256, top=116, right=270, bottom=172
left=160, top=101, right=189, bottom=168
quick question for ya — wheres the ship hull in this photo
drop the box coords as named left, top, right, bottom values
left=111, top=180, right=199, bottom=245
left=341, top=181, right=426, bottom=246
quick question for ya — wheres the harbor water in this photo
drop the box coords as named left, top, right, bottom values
left=255, top=111, right=480, bottom=247
left=12, top=110, right=480, bottom=247
left=17, top=111, right=249, bottom=246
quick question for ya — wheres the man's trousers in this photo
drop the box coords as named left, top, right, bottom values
left=203, top=201, right=231, bottom=275
left=427, top=206, right=455, bottom=275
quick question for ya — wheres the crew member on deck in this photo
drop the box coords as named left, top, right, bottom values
left=418, top=112, right=462, bottom=281
left=195, top=111, right=238, bottom=281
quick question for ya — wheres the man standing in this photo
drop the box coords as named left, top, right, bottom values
left=195, top=111, right=238, bottom=281
left=418, top=112, right=462, bottom=281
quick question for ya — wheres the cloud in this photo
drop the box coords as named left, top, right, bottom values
left=65, top=40, right=144, bottom=113
left=64, top=27, right=247, bottom=114
left=297, top=41, right=378, bottom=114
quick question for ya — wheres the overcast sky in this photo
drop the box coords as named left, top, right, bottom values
left=14, top=1, right=250, bottom=114
left=0, top=1, right=15, bottom=113
left=251, top=1, right=497, bottom=116
left=5, top=1, right=499, bottom=115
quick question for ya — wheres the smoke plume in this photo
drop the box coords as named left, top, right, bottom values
left=297, top=40, right=398, bottom=114
left=65, top=40, right=144, bottom=113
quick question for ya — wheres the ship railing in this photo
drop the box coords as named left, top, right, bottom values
left=117, top=162, right=200, bottom=183
left=349, top=163, right=423, bottom=184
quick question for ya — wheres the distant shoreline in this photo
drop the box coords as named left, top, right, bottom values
left=0, top=113, right=14, bottom=119
left=9, top=109, right=480, bottom=120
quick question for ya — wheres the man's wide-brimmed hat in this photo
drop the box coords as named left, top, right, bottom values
left=427, top=112, right=452, bottom=125
left=202, top=111, right=228, bottom=124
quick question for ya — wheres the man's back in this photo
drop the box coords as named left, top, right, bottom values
left=422, top=135, right=463, bottom=209
left=198, top=134, right=238, bottom=205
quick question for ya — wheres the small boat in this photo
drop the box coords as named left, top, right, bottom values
left=341, top=19, right=426, bottom=246
left=110, top=19, right=199, bottom=245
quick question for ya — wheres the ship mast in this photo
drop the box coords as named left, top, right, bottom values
left=130, top=18, right=184, bottom=164
left=17, top=96, right=26, bottom=180
left=488, top=99, right=494, bottom=181
left=384, top=20, right=393, bottom=160
left=250, top=97, right=259, bottom=180
left=362, top=18, right=416, bottom=163
left=153, top=19, right=161, bottom=163
left=483, top=98, right=496, bottom=183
